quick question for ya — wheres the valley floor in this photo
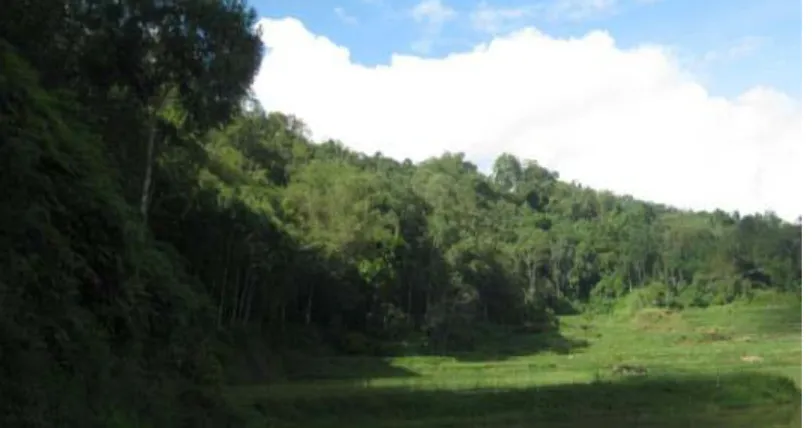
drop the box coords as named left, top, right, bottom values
left=231, top=299, right=801, bottom=427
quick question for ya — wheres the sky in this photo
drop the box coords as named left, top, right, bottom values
left=248, top=0, right=801, bottom=221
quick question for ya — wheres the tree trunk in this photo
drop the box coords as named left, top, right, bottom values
left=139, top=91, right=170, bottom=221
left=280, top=303, right=287, bottom=333
left=140, top=116, right=158, bottom=220
left=217, top=270, right=227, bottom=329
left=230, top=267, right=243, bottom=327
left=304, top=282, right=314, bottom=326
left=407, top=271, right=413, bottom=320
left=239, top=268, right=255, bottom=325
left=241, top=273, right=255, bottom=326
left=217, top=230, right=236, bottom=329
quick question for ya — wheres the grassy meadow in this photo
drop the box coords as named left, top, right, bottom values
left=232, top=293, right=802, bottom=427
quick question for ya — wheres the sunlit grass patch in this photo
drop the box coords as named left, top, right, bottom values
left=235, top=299, right=801, bottom=427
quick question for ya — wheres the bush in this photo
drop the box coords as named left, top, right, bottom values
left=340, top=331, right=375, bottom=355
left=613, top=283, right=677, bottom=316
left=676, top=283, right=712, bottom=308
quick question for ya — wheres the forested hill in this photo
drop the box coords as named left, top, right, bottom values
left=0, top=2, right=801, bottom=427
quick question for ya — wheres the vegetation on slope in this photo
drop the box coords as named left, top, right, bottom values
left=0, top=1, right=801, bottom=426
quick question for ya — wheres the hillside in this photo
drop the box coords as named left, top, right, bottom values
left=0, top=2, right=802, bottom=427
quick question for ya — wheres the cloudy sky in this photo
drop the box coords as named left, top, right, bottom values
left=249, top=0, right=801, bottom=221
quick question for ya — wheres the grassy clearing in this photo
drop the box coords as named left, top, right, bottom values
left=232, top=297, right=801, bottom=427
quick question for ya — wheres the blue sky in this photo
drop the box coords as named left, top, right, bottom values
left=251, top=0, right=799, bottom=99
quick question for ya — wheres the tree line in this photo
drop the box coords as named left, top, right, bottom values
left=0, top=1, right=801, bottom=426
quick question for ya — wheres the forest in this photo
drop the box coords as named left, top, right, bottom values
left=0, top=1, right=802, bottom=427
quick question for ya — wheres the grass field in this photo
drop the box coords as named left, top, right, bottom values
left=232, top=295, right=802, bottom=427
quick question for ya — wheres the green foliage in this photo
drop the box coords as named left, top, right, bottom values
left=613, top=285, right=670, bottom=316
left=0, top=1, right=801, bottom=424
left=0, top=40, right=235, bottom=427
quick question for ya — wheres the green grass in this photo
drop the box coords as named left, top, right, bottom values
left=231, top=298, right=801, bottom=427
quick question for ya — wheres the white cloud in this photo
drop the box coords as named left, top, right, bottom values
left=703, top=36, right=766, bottom=63
left=547, top=0, right=618, bottom=21
left=469, top=0, right=627, bottom=34
left=334, top=7, right=358, bottom=25
left=411, top=0, right=456, bottom=25
left=470, top=2, right=539, bottom=34
left=409, top=0, right=456, bottom=53
left=252, top=17, right=802, bottom=221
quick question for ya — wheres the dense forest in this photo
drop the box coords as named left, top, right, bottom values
left=0, top=1, right=802, bottom=427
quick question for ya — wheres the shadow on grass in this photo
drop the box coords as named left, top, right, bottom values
left=280, top=354, right=420, bottom=382
left=223, top=346, right=421, bottom=386
left=229, top=330, right=588, bottom=388
left=270, top=328, right=590, bottom=384
left=244, top=372, right=800, bottom=428
left=429, top=329, right=591, bottom=362
left=370, top=320, right=592, bottom=363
